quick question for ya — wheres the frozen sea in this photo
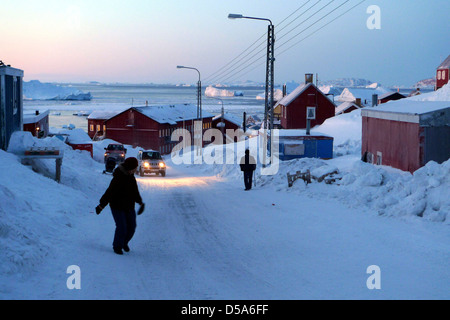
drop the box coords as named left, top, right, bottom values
left=23, top=83, right=267, bottom=132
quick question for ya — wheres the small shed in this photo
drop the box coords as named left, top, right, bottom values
left=0, top=63, right=24, bottom=150
left=361, top=100, right=450, bottom=173
left=277, top=129, right=334, bottom=161
left=436, top=54, right=450, bottom=90
left=23, top=110, right=50, bottom=138
left=378, top=91, right=406, bottom=104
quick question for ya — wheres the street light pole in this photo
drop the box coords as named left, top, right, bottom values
left=176, top=65, right=202, bottom=120
left=177, top=65, right=203, bottom=156
left=228, top=13, right=275, bottom=166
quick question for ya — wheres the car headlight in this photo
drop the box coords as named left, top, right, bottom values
left=143, top=162, right=150, bottom=168
left=159, top=162, right=165, bottom=168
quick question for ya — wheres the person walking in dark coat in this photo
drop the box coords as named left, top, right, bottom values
left=95, top=157, right=145, bottom=255
left=240, top=149, right=257, bottom=190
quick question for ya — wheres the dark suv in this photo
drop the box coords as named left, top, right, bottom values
left=104, top=143, right=127, bottom=163
left=137, top=150, right=166, bottom=177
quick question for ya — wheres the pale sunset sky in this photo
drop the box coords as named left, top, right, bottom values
left=1, top=0, right=449, bottom=86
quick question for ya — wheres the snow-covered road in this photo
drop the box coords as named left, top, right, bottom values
left=9, top=162, right=448, bottom=300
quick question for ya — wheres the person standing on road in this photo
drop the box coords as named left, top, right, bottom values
left=95, top=157, right=145, bottom=255
left=239, top=149, right=257, bottom=191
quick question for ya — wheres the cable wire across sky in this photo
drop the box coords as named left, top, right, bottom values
left=203, top=0, right=367, bottom=86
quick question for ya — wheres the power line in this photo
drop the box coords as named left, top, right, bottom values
left=278, top=0, right=366, bottom=56
left=277, top=0, right=350, bottom=50
left=276, top=0, right=332, bottom=42
left=211, top=0, right=366, bottom=85
left=204, top=0, right=315, bottom=83
left=211, top=0, right=339, bottom=84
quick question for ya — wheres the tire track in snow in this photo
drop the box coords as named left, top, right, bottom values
left=133, top=172, right=274, bottom=299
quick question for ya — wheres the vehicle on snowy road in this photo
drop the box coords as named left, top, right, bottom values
left=104, top=143, right=127, bottom=164
left=136, top=149, right=166, bottom=177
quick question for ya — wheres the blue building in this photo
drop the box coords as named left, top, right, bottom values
left=0, top=62, right=24, bottom=150
left=277, top=130, right=334, bottom=161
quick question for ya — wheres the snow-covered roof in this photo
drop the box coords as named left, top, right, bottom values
left=23, top=110, right=49, bottom=124
left=335, top=102, right=360, bottom=115
left=337, top=87, right=389, bottom=105
left=372, top=100, right=449, bottom=114
left=212, top=112, right=242, bottom=127
left=437, top=55, right=450, bottom=69
left=87, top=110, right=123, bottom=120
left=362, top=100, right=450, bottom=124
left=275, top=83, right=308, bottom=107
left=277, top=129, right=332, bottom=138
left=134, top=104, right=214, bottom=125
left=378, top=91, right=405, bottom=100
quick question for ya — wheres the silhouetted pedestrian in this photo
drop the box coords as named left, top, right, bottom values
left=239, top=149, right=256, bottom=190
left=95, top=157, right=145, bottom=255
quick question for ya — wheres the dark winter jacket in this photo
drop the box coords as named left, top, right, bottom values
left=99, top=164, right=143, bottom=211
left=240, top=153, right=257, bottom=172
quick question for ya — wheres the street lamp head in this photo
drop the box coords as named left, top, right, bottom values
left=176, top=65, right=185, bottom=69
left=228, top=13, right=243, bottom=19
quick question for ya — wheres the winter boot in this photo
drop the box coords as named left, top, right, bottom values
left=113, top=247, right=123, bottom=255
left=123, top=244, right=130, bottom=252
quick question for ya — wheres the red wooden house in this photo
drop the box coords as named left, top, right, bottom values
left=23, top=110, right=49, bottom=138
left=104, top=104, right=213, bottom=154
left=436, top=54, right=450, bottom=90
left=275, top=74, right=336, bottom=129
left=362, top=100, right=450, bottom=173
left=87, top=110, right=122, bottom=140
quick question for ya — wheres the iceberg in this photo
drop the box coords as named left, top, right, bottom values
left=23, top=80, right=92, bottom=101
left=205, top=86, right=235, bottom=97
left=256, top=89, right=284, bottom=101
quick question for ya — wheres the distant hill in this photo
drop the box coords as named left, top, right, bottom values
left=320, top=78, right=376, bottom=87
left=413, top=78, right=436, bottom=88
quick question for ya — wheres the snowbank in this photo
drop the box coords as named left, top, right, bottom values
left=408, top=83, right=450, bottom=101
left=0, top=130, right=148, bottom=277
left=23, top=80, right=92, bottom=100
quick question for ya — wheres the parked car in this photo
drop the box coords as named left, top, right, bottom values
left=104, top=143, right=126, bottom=163
left=136, top=150, right=166, bottom=177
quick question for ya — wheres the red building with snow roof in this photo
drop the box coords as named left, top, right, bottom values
left=275, top=74, right=336, bottom=129
left=436, top=54, right=450, bottom=90
left=103, top=104, right=213, bottom=154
